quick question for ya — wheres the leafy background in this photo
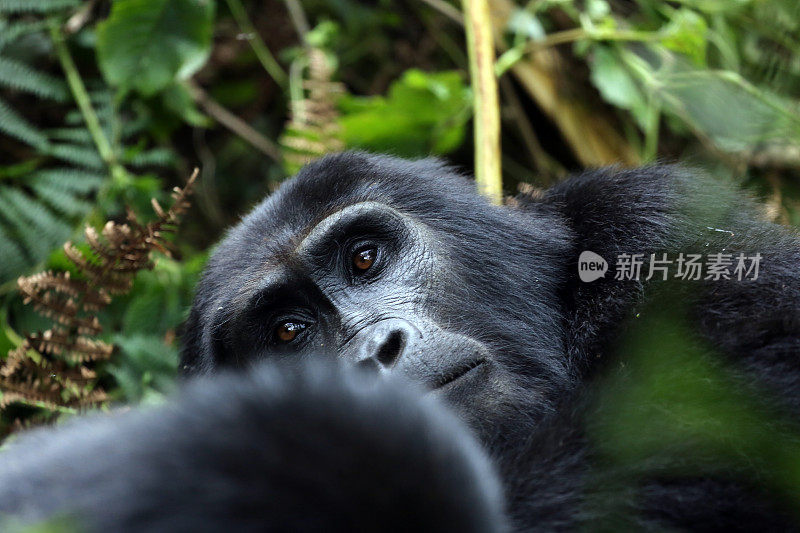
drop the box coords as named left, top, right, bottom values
left=0, top=0, right=799, bottom=500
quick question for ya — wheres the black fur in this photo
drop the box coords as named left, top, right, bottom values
left=0, top=362, right=505, bottom=532
left=180, top=152, right=800, bottom=530
left=3, top=152, right=798, bottom=531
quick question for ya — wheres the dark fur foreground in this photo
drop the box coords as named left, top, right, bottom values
left=0, top=363, right=505, bottom=532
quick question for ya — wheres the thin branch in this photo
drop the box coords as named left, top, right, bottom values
left=284, top=0, right=311, bottom=43
left=499, top=76, right=563, bottom=183
left=462, top=0, right=502, bottom=203
left=525, top=27, right=659, bottom=54
left=188, top=82, right=282, bottom=162
left=225, top=0, right=288, bottom=87
left=420, top=0, right=463, bottom=25
left=49, top=19, right=127, bottom=180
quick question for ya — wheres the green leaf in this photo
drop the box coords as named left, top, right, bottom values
left=629, top=48, right=800, bottom=153
left=660, top=8, right=708, bottom=66
left=96, top=0, right=215, bottom=95
left=339, top=69, right=471, bottom=157
left=161, top=82, right=211, bottom=127
left=589, top=46, right=651, bottom=130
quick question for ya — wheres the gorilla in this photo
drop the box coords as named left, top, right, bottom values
left=2, top=151, right=799, bottom=531
left=179, top=151, right=800, bottom=529
left=0, top=362, right=505, bottom=532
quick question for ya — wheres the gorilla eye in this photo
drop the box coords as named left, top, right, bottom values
left=352, top=246, right=377, bottom=272
left=275, top=321, right=307, bottom=343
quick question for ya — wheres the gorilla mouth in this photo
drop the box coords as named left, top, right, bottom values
left=432, top=359, right=487, bottom=390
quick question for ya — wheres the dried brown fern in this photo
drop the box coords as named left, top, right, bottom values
left=0, top=170, right=198, bottom=416
left=281, top=47, right=345, bottom=173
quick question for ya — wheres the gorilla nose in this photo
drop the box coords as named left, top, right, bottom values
left=354, top=319, right=419, bottom=370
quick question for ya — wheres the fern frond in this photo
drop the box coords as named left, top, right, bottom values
left=128, top=148, right=176, bottom=168
left=0, top=57, right=69, bottom=101
left=0, top=188, right=71, bottom=262
left=0, top=222, right=28, bottom=281
left=28, top=330, right=113, bottom=363
left=0, top=20, right=48, bottom=48
left=29, top=168, right=105, bottom=194
left=46, top=143, right=104, bottom=170
left=281, top=48, right=345, bottom=173
left=0, top=96, right=49, bottom=148
left=0, top=170, right=198, bottom=424
left=121, top=115, right=149, bottom=140
left=45, top=127, right=93, bottom=145
left=30, top=177, right=95, bottom=217
left=0, top=0, right=80, bottom=13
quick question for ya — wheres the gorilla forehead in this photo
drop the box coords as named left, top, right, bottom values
left=236, top=151, right=489, bottom=249
left=202, top=151, right=565, bottom=294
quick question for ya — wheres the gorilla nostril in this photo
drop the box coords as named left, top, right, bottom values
left=356, top=357, right=380, bottom=373
left=375, top=330, right=406, bottom=366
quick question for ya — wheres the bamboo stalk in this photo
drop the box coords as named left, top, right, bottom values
left=462, top=0, right=502, bottom=204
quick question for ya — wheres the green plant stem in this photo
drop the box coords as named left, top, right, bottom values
left=284, top=0, right=310, bottom=42
left=225, top=0, right=288, bottom=87
left=462, top=0, right=502, bottom=204
left=526, top=27, right=659, bottom=53
left=48, top=20, right=126, bottom=181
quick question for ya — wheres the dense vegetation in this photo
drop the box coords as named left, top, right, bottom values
left=0, top=0, right=797, bottom=439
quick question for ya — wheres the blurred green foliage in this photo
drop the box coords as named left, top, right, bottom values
left=340, top=69, right=472, bottom=156
left=589, top=291, right=800, bottom=524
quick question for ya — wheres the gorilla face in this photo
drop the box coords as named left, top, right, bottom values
left=182, top=152, right=574, bottom=430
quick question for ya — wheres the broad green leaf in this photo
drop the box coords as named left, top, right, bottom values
left=629, top=49, right=800, bottom=153
left=659, top=71, right=800, bottom=152
left=339, top=69, right=471, bottom=157
left=96, top=0, right=215, bottom=95
left=589, top=46, right=651, bottom=130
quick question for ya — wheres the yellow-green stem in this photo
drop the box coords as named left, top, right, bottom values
left=226, top=0, right=288, bottom=87
left=462, top=0, right=502, bottom=204
left=49, top=20, right=126, bottom=181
